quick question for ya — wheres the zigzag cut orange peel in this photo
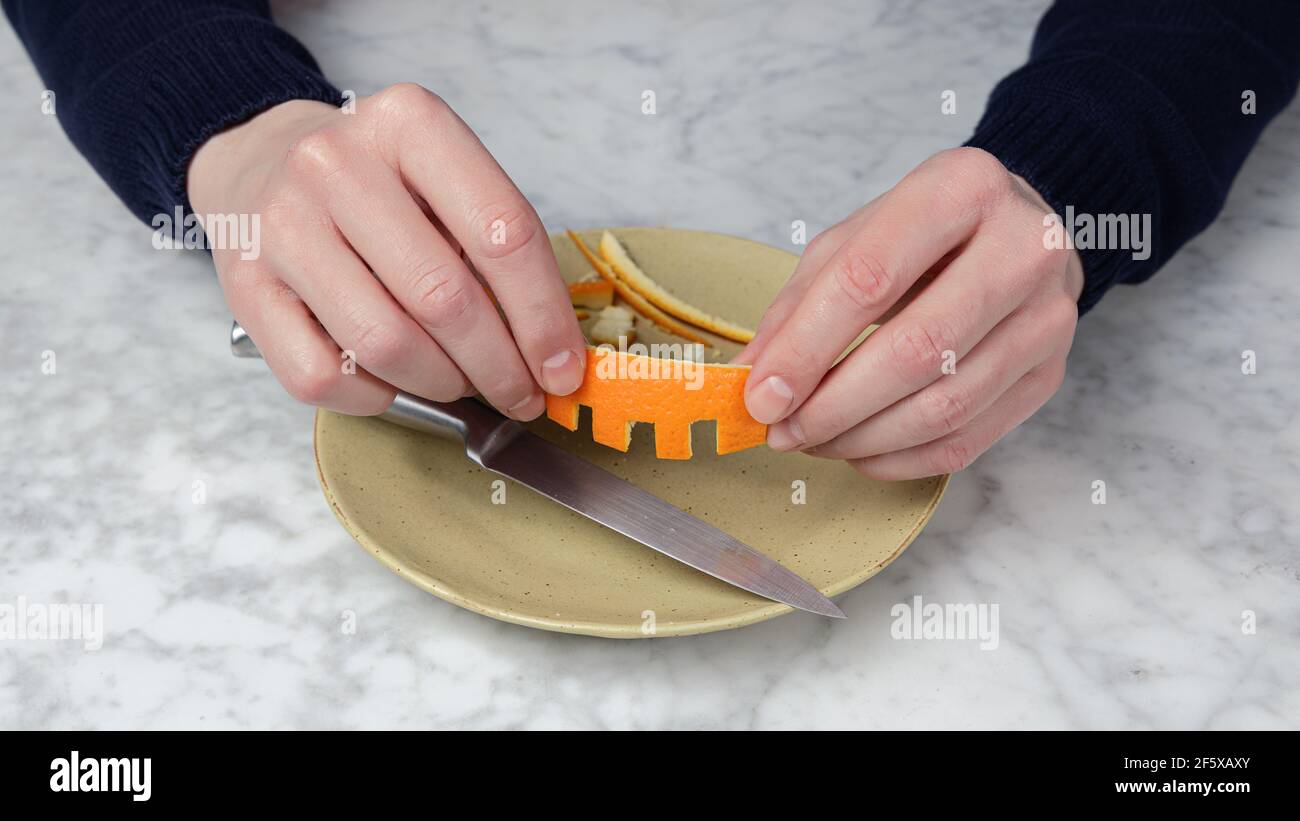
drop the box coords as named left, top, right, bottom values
left=546, top=345, right=767, bottom=460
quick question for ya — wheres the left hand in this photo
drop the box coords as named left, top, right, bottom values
left=734, top=147, right=1085, bottom=480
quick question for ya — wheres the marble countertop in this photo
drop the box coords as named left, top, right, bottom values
left=2, top=0, right=1297, bottom=730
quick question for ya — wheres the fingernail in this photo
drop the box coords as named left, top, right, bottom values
left=541, top=348, right=583, bottom=395
left=747, top=375, right=794, bottom=424
left=507, top=392, right=544, bottom=420
left=766, top=418, right=805, bottom=451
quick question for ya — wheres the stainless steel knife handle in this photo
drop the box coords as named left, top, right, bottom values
left=229, top=319, right=497, bottom=444
left=229, top=321, right=261, bottom=359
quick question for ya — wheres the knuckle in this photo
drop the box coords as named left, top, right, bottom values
left=283, top=129, right=347, bottom=177
left=849, top=457, right=881, bottom=480
left=803, top=402, right=854, bottom=444
left=934, top=437, right=977, bottom=474
left=375, top=82, right=445, bottom=119
left=804, top=230, right=834, bottom=259
left=222, top=265, right=285, bottom=315
left=1052, top=360, right=1068, bottom=390
left=258, top=200, right=295, bottom=235
left=285, top=355, right=340, bottom=406
left=1049, top=365, right=1067, bottom=394
left=472, top=367, right=531, bottom=406
left=430, top=376, right=472, bottom=403
left=410, top=265, right=475, bottom=330
left=777, top=329, right=812, bottom=366
left=833, top=247, right=892, bottom=308
left=1030, top=227, right=1071, bottom=270
left=889, top=318, right=958, bottom=381
left=917, top=383, right=974, bottom=436
left=947, top=145, right=1006, bottom=175
left=947, top=146, right=1011, bottom=183
left=940, top=146, right=1012, bottom=209
left=265, top=277, right=299, bottom=305
left=1046, top=295, right=1079, bottom=337
left=467, top=200, right=538, bottom=261
left=1034, top=359, right=1068, bottom=394
left=350, top=319, right=408, bottom=372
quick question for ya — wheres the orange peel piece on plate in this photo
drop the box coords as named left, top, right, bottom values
left=546, top=345, right=766, bottom=460
left=568, top=279, right=614, bottom=309
left=587, top=305, right=637, bottom=345
left=598, top=230, right=755, bottom=344
left=565, top=230, right=711, bottom=347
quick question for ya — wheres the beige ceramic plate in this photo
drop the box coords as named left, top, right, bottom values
left=314, top=228, right=949, bottom=638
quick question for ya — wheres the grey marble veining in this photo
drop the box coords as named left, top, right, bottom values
left=1, top=0, right=1296, bottom=729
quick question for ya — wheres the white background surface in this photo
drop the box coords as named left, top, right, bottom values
left=1, top=0, right=1296, bottom=728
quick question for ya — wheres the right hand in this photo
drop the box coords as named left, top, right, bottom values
left=187, top=83, right=587, bottom=419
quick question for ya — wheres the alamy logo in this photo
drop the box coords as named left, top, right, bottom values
left=1043, top=206, right=1151, bottom=261
left=0, top=596, right=103, bottom=650
left=151, top=206, right=261, bottom=260
left=890, top=594, right=999, bottom=650
left=593, top=338, right=707, bottom=390
left=50, top=751, right=151, bottom=801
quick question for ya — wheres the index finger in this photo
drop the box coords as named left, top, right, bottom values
left=744, top=148, right=1006, bottom=424
left=377, top=85, right=587, bottom=396
left=732, top=198, right=880, bottom=367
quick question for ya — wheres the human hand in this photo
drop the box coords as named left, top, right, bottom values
left=187, top=84, right=586, bottom=418
left=735, top=148, right=1084, bottom=479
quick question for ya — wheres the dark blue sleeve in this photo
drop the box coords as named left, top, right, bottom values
left=967, top=0, right=1300, bottom=315
left=2, top=0, right=342, bottom=225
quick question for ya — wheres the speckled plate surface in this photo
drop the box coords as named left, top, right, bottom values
left=313, top=228, right=949, bottom=638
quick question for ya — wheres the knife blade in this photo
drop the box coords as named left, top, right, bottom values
left=233, top=322, right=844, bottom=618
left=385, top=393, right=844, bottom=619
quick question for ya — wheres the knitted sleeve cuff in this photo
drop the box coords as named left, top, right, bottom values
left=965, top=58, right=1164, bottom=316
left=59, top=12, right=343, bottom=224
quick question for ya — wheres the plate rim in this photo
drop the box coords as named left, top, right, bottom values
left=313, top=227, right=951, bottom=638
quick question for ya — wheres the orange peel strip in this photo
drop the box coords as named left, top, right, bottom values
left=568, top=279, right=614, bottom=309
left=566, top=230, right=711, bottom=347
left=598, top=231, right=755, bottom=344
left=546, top=345, right=766, bottom=460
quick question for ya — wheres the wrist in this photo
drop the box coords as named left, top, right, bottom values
left=1011, top=172, right=1085, bottom=303
left=187, top=99, right=338, bottom=215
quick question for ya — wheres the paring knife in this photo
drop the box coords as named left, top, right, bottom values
left=231, top=321, right=844, bottom=619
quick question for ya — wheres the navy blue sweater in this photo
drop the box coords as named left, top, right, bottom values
left=6, top=0, right=1300, bottom=314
